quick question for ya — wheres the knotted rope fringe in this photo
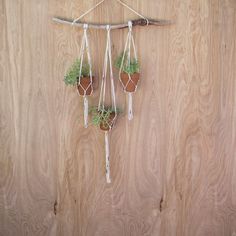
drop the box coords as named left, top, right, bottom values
left=119, top=21, right=138, bottom=120
left=98, top=26, right=117, bottom=183
left=72, top=0, right=149, bottom=26
left=77, top=24, right=93, bottom=128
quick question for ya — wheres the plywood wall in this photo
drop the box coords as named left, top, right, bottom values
left=1, top=0, right=236, bottom=235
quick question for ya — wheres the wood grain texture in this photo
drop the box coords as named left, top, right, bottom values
left=0, top=0, right=236, bottom=235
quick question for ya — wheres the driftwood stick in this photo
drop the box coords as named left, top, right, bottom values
left=52, top=17, right=172, bottom=30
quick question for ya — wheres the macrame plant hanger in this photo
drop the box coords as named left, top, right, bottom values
left=69, top=0, right=150, bottom=184
left=53, top=0, right=171, bottom=183
left=77, top=24, right=93, bottom=128
left=119, top=20, right=139, bottom=120
left=53, top=0, right=171, bottom=29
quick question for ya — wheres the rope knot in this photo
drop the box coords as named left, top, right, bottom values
left=83, top=23, right=88, bottom=30
left=106, top=25, right=111, bottom=31
left=128, top=20, right=133, bottom=31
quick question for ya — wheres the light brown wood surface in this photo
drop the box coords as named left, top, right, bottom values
left=1, top=0, right=236, bottom=235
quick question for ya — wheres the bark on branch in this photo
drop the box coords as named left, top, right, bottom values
left=52, top=17, right=172, bottom=30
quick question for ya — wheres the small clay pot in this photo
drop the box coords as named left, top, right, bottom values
left=120, top=73, right=140, bottom=92
left=100, top=112, right=116, bottom=131
left=77, top=76, right=94, bottom=96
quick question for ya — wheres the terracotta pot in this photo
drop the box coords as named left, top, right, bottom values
left=120, top=73, right=140, bottom=92
left=77, top=76, right=94, bottom=96
left=100, top=112, right=116, bottom=131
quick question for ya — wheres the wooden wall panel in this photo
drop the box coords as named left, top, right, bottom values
left=0, top=0, right=236, bottom=235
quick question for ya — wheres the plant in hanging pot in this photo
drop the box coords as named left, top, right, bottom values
left=64, top=59, right=93, bottom=96
left=115, top=53, right=140, bottom=93
left=90, top=106, right=120, bottom=131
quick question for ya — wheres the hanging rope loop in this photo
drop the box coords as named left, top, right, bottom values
left=146, top=19, right=150, bottom=25
left=106, top=24, right=111, bottom=31
left=128, top=20, right=133, bottom=31
left=72, top=0, right=149, bottom=28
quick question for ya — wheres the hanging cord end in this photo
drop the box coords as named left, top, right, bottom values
left=128, top=93, right=134, bottom=121
left=105, top=131, right=111, bottom=183
left=83, top=96, right=89, bottom=128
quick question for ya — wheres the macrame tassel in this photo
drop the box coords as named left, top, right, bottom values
left=128, top=93, right=133, bottom=121
left=83, top=96, right=89, bottom=128
left=105, top=131, right=111, bottom=183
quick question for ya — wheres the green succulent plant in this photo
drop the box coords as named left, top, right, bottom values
left=115, top=52, right=140, bottom=75
left=89, top=106, right=121, bottom=127
left=64, top=59, right=90, bottom=86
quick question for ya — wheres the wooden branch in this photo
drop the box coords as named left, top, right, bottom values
left=52, top=17, right=172, bottom=30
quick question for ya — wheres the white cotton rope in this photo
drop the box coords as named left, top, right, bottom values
left=77, top=24, right=93, bottom=128
left=72, top=0, right=149, bottom=26
left=105, top=131, right=111, bottom=183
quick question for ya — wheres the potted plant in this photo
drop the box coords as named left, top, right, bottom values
left=90, top=106, right=120, bottom=131
left=64, top=59, right=93, bottom=96
left=115, top=53, right=140, bottom=93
